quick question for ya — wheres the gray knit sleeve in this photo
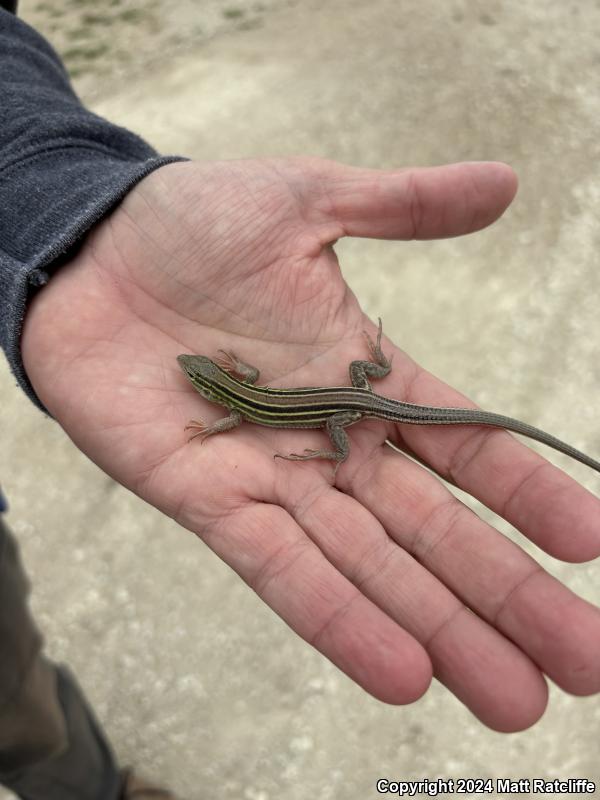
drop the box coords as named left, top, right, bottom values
left=0, top=8, right=187, bottom=412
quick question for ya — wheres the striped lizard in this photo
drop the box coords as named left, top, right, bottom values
left=177, top=320, right=600, bottom=478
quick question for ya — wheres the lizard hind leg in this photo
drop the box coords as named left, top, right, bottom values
left=273, top=411, right=362, bottom=478
left=273, top=446, right=347, bottom=480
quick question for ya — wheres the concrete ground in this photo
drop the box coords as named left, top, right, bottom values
left=2, top=0, right=600, bottom=797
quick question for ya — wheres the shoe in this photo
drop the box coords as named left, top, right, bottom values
left=120, top=767, right=178, bottom=799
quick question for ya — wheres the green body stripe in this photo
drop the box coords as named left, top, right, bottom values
left=177, top=353, right=600, bottom=474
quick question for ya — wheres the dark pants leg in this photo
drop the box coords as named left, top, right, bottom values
left=0, top=516, right=122, bottom=799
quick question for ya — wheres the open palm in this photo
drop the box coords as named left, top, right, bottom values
left=21, top=158, right=600, bottom=731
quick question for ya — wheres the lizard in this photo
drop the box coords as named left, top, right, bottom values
left=177, top=319, right=600, bottom=478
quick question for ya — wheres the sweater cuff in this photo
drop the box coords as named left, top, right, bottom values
left=0, top=154, right=187, bottom=414
left=0, top=6, right=188, bottom=413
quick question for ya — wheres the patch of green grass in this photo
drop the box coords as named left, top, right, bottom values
left=223, top=7, right=245, bottom=19
left=69, top=26, right=91, bottom=40
left=69, top=0, right=103, bottom=8
left=62, top=41, right=110, bottom=61
left=118, top=7, right=145, bottom=22
left=80, top=12, right=112, bottom=25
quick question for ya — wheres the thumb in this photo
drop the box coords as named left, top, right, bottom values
left=305, top=159, right=518, bottom=241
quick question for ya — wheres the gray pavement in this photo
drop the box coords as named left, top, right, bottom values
left=1, top=1, right=600, bottom=797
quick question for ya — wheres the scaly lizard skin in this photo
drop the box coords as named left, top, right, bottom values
left=177, top=320, right=600, bottom=478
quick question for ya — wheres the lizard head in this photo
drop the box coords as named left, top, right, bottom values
left=177, top=355, right=224, bottom=402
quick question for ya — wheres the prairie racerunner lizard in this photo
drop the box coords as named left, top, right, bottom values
left=177, top=320, right=600, bottom=478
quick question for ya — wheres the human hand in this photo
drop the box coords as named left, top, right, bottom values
left=21, top=158, right=600, bottom=731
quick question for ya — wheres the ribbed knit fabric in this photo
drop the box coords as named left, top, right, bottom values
left=0, top=8, right=187, bottom=412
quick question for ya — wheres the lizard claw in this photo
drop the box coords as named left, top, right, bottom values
left=184, top=418, right=208, bottom=443
left=214, top=350, right=239, bottom=373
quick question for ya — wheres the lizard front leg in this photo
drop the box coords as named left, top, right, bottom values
left=184, top=351, right=257, bottom=442
left=185, top=408, right=243, bottom=442
left=214, top=350, right=260, bottom=384
left=274, top=410, right=363, bottom=477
